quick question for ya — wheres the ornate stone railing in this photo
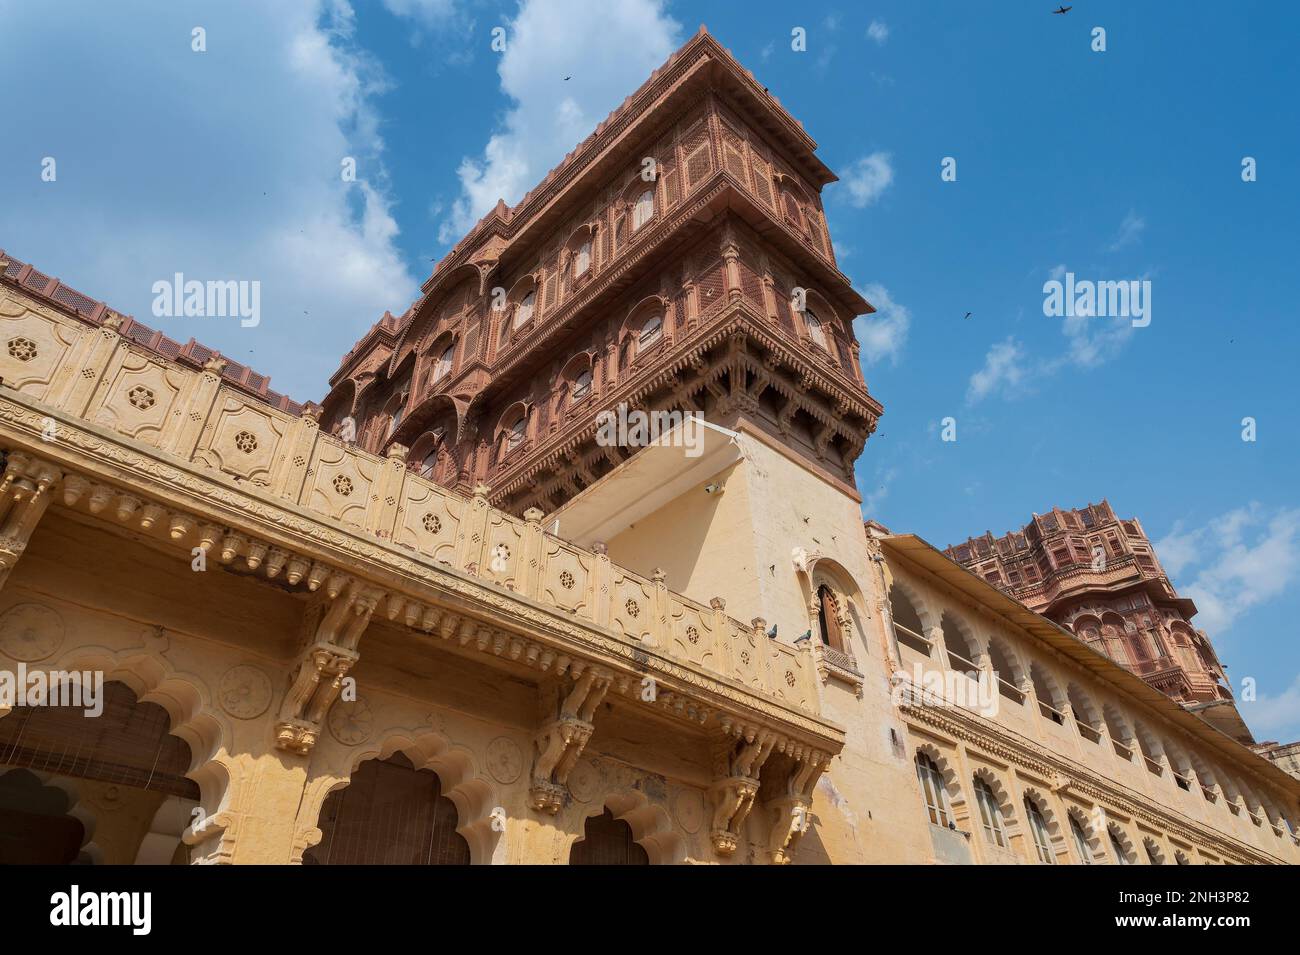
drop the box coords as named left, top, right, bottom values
left=0, top=273, right=823, bottom=721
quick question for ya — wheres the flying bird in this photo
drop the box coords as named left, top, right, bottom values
left=964, top=312, right=972, bottom=320
left=564, top=75, right=572, bottom=81
left=1053, top=5, right=1072, bottom=13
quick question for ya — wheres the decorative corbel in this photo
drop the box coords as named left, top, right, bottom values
left=708, top=721, right=778, bottom=856
left=274, top=577, right=381, bottom=755
left=528, top=663, right=612, bottom=813
left=0, top=452, right=62, bottom=591
left=764, top=748, right=830, bottom=865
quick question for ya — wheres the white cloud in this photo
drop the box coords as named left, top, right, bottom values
left=437, top=0, right=682, bottom=243
left=1248, top=672, right=1300, bottom=741
left=838, top=152, right=894, bottom=208
left=0, top=0, right=419, bottom=400
left=1155, top=504, right=1300, bottom=636
left=1107, top=209, right=1146, bottom=251
left=854, top=282, right=910, bottom=365
left=1151, top=521, right=1201, bottom=577
left=1061, top=307, right=1135, bottom=368
left=965, top=263, right=1142, bottom=403
left=867, top=20, right=889, bottom=45
left=862, top=466, right=897, bottom=514
left=966, top=337, right=1028, bottom=403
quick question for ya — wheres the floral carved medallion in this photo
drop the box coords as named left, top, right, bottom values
left=486, top=736, right=523, bottom=784
left=218, top=665, right=273, bottom=719
left=0, top=603, right=64, bottom=662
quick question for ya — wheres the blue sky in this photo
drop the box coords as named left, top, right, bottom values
left=2, top=1, right=1298, bottom=742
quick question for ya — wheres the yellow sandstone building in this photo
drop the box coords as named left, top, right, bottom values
left=0, top=29, right=1296, bottom=865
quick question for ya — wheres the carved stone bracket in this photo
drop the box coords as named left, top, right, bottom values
left=0, top=451, right=62, bottom=589
left=763, top=748, right=830, bottom=865
left=274, top=579, right=379, bottom=755
left=529, top=663, right=611, bottom=812
left=708, top=723, right=777, bottom=855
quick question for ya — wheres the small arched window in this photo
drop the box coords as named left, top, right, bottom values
left=514, top=289, right=536, bottom=330
left=805, top=308, right=829, bottom=351
left=1109, top=826, right=1132, bottom=865
left=632, top=188, right=655, bottom=230
left=419, top=449, right=438, bottom=477
left=1070, top=814, right=1093, bottom=864
left=574, top=240, right=592, bottom=277
left=507, top=415, right=527, bottom=451
left=1025, top=796, right=1054, bottom=864
left=914, top=752, right=950, bottom=828
left=816, top=584, right=844, bottom=652
left=571, top=369, right=593, bottom=400
left=433, top=343, right=455, bottom=384
left=973, top=777, right=1005, bottom=848
left=638, top=314, right=663, bottom=350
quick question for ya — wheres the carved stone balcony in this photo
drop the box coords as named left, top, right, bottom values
left=0, top=276, right=844, bottom=773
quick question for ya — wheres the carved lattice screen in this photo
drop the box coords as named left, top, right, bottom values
left=304, top=752, right=470, bottom=865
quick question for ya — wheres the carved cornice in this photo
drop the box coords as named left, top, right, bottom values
left=0, top=394, right=844, bottom=751
left=897, top=687, right=1284, bottom=865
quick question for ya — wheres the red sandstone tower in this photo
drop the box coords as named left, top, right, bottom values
left=945, top=501, right=1253, bottom=744
left=318, top=27, right=881, bottom=518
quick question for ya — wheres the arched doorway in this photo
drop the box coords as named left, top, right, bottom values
left=304, top=752, right=470, bottom=865
left=569, top=808, right=649, bottom=865
left=0, top=680, right=199, bottom=864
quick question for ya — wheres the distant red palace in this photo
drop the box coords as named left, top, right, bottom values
left=947, top=501, right=1252, bottom=744
left=317, top=28, right=880, bottom=518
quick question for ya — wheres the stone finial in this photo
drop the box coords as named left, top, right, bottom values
left=710, top=596, right=726, bottom=612
left=386, top=442, right=408, bottom=461
left=203, top=353, right=228, bottom=374
left=523, top=506, right=544, bottom=524
left=472, top=482, right=491, bottom=499
left=592, top=540, right=608, bottom=556
left=651, top=567, right=666, bottom=584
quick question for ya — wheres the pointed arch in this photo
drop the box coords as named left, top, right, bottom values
left=971, top=766, right=1021, bottom=850
left=1103, top=703, right=1136, bottom=760
left=985, top=637, right=1027, bottom=703
left=1021, top=787, right=1063, bottom=864
left=1066, top=805, right=1104, bottom=864
left=913, top=742, right=968, bottom=830
left=295, top=727, right=501, bottom=865
left=0, top=646, right=231, bottom=863
left=888, top=579, right=935, bottom=658
left=1107, top=821, right=1137, bottom=864
left=1066, top=682, right=1103, bottom=742
left=940, top=610, right=983, bottom=672
left=1029, top=660, right=1068, bottom=723
left=1143, top=836, right=1167, bottom=865
left=568, top=789, right=683, bottom=865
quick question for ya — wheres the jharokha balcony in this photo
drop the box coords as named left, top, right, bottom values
left=0, top=251, right=843, bottom=838
left=321, top=29, right=883, bottom=518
